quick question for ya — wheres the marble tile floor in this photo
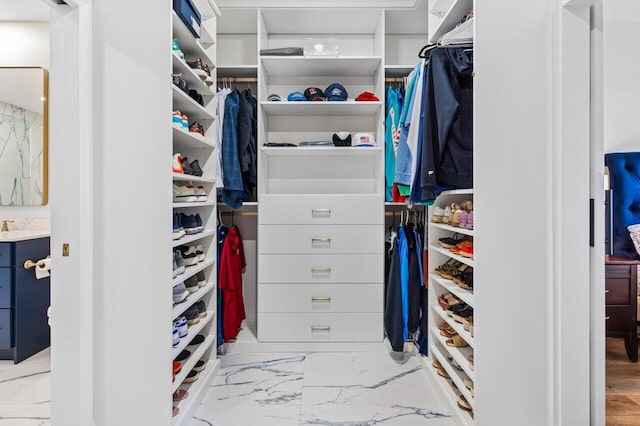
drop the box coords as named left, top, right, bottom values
left=0, top=348, right=51, bottom=426
left=192, top=352, right=454, bottom=426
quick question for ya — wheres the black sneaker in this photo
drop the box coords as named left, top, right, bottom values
left=188, top=89, right=204, bottom=106
left=185, top=306, right=200, bottom=325
left=185, top=275, right=199, bottom=293
left=181, top=157, right=194, bottom=175
left=190, top=159, right=203, bottom=177
left=175, top=350, right=191, bottom=362
left=193, top=360, right=206, bottom=372
left=196, top=271, right=206, bottom=286
left=195, top=300, right=207, bottom=318
left=187, top=334, right=205, bottom=346
left=178, top=245, right=199, bottom=266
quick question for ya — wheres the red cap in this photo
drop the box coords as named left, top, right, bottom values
left=355, top=91, right=380, bottom=102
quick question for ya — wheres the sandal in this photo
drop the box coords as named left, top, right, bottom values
left=435, top=258, right=456, bottom=277
left=462, top=316, right=474, bottom=332
left=438, top=293, right=461, bottom=310
left=460, top=245, right=474, bottom=258
left=451, top=204, right=462, bottom=227
left=431, top=206, right=445, bottom=223
left=440, top=261, right=463, bottom=280
left=439, top=234, right=463, bottom=249
left=452, top=306, right=474, bottom=324
left=466, top=210, right=474, bottom=230
left=440, top=327, right=457, bottom=338
left=468, top=354, right=474, bottom=371
left=459, top=210, right=469, bottom=228
left=457, top=395, right=472, bottom=411
left=446, top=335, right=469, bottom=348
left=443, top=205, right=452, bottom=224
left=432, top=360, right=450, bottom=379
left=455, top=269, right=474, bottom=290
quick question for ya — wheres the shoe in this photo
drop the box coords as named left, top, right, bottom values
left=173, top=360, right=182, bottom=375
left=173, top=213, right=186, bottom=240
left=172, top=39, right=185, bottom=60
left=437, top=292, right=460, bottom=311
left=460, top=245, right=474, bottom=258
left=180, top=214, right=200, bottom=234
left=190, top=159, right=203, bottom=177
left=173, top=406, right=179, bottom=417
left=174, top=250, right=186, bottom=275
left=457, top=395, right=472, bottom=412
left=443, top=205, right=452, bottom=224
left=451, top=204, right=462, bottom=227
left=174, top=316, right=188, bottom=337
left=194, top=214, right=204, bottom=232
left=188, top=334, right=205, bottom=346
left=194, top=185, right=207, bottom=202
left=431, top=206, right=445, bottom=223
left=175, top=350, right=191, bottom=362
left=446, top=335, right=469, bottom=348
left=438, top=235, right=463, bottom=249
left=195, top=300, right=207, bottom=318
left=466, top=211, right=474, bottom=230
left=172, top=74, right=189, bottom=93
left=203, top=64, right=214, bottom=86
left=196, top=271, right=206, bottom=287
left=173, top=282, right=189, bottom=304
left=186, top=58, right=208, bottom=79
left=432, top=360, right=449, bottom=379
left=184, top=275, right=199, bottom=293
left=184, top=306, right=200, bottom=325
left=188, top=89, right=204, bottom=106
left=181, top=157, right=194, bottom=175
left=189, top=122, right=205, bottom=137
left=459, top=210, right=469, bottom=228
left=173, top=154, right=184, bottom=173
left=178, top=245, right=200, bottom=266
left=195, top=245, right=205, bottom=262
left=468, top=354, right=474, bottom=371
left=184, top=369, right=199, bottom=383
left=173, top=389, right=189, bottom=401
left=172, top=258, right=179, bottom=278
left=452, top=306, right=473, bottom=324
left=172, top=326, right=180, bottom=347
left=172, top=110, right=184, bottom=129
left=173, top=183, right=197, bottom=203
left=193, top=360, right=206, bottom=372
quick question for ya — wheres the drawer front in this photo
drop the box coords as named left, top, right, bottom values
left=258, top=313, right=383, bottom=342
left=0, top=309, right=10, bottom=349
left=605, top=278, right=631, bottom=305
left=606, top=306, right=634, bottom=333
left=259, top=225, right=383, bottom=254
left=260, top=195, right=383, bottom=225
left=0, top=269, right=11, bottom=308
left=259, top=254, right=383, bottom=283
left=258, top=283, right=383, bottom=313
left=0, top=244, right=11, bottom=267
left=605, top=264, right=632, bottom=279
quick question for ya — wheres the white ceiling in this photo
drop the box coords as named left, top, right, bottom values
left=0, top=68, right=45, bottom=114
left=0, top=0, right=50, bottom=22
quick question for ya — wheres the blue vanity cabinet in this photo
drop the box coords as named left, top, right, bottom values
left=0, top=237, right=50, bottom=363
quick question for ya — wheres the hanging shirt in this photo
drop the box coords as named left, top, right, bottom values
left=410, top=62, right=431, bottom=204
left=238, top=89, right=257, bottom=201
left=214, top=87, right=230, bottom=189
left=384, top=234, right=404, bottom=352
left=398, top=225, right=410, bottom=342
left=219, top=225, right=246, bottom=341
left=216, top=225, right=228, bottom=345
left=221, top=90, right=245, bottom=209
left=385, top=86, right=403, bottom=201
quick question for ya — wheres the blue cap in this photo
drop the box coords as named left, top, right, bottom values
left=287, top=91, right=306, bottom=101
left=325, top=83, right=348, bottom=101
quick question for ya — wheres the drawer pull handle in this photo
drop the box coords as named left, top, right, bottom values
left=311, top=267, right=331, bottom=273
left=312, top=238, right=331, bottom=243
left=311, top=326, right=331, bottom=332
left=605, top=316, right=611, bottom=320
left=311, top=297, right=331, bottom=302
left=312, top=208, right=332, bottom=216
left=605, top=289, right=610, bottom=294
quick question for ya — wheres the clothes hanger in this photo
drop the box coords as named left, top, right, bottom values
left=418, top=43, right=438, bottom=59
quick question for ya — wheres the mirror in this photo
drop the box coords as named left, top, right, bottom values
left=0, top=67, right=48, bottom=205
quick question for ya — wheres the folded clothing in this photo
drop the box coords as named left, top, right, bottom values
left=260, top=47, right=304, bottom=56
left=264, top=142, right=297, bottom=147
left=299, top=140, right=334, bottom=147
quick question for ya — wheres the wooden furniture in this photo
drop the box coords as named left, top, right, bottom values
left=605, top=255, right=639, bottom=362
left=0, top=237, right=50, bottom=363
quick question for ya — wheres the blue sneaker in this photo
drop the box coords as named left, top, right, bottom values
left=194, top=213, right=204, bottom=232
left=174, top=316, right=188, bottom=338
left=180, top=213, right=200, bottom=235
left=172, top=39, right=185, bottom=60
left=172, top=325, right=180, bottom=347
left=173, top=213, right=185, bottom=240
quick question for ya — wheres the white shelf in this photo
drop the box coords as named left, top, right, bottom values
left=172, top=311, right=215, bottom=360
left=172, top=335, right=215, bottom=393
left=422, top=354, right=474, bottom=426
left=430, top=325, right=474, bottom=381
left=172, top=11, right=215, bottom=65
left=431, top=344, right=475, bottom=412
left=173, top=86, right=215, bottom=122
left=261, top=9, right=382, bottom=35
left=429, top=0, right=473, bottom=43
left=173, top=258, right=216, bottom=288
left=260, top=101, right=382, bottom=116
left=431, top=304, right=474, bottom=349
left=172, top=52, right=213, bottom=95
left=218, top=201, right=258, bottom=212
left=172, top=230, right=216, bottom=248
left=430, top=222, right=474, bottom=237
left=173, top=359, right=220, bottom=426
left=430, top=274, right=474, bottom=307
left=261, top=56, right=382, bottom=77
left=261, top=146, right=383, bottom=157
left=429, top=244, right=475, bottom=267
left=173, top=201, right=216, bottom=208
left=173, top=282, right=216, bottom=321
left=217, top=65, right=258, bottom=78
left=172, top=173, right=216, bottom=184
left=385, top=65, right=415, bottom=77
left=440, top=188, right=474, bottom=196
left=172, top=126, right=215, bottom=150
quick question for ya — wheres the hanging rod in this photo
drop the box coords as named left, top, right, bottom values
left=220, top=211, right=258, bottom=216
left=216, top=77, right=259, bottom=83
left=385, top=77, right=407, bottom=82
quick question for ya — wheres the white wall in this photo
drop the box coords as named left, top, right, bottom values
left=0, top=22, right=50, bottom=218
left=604, top=0, right=640, bottom=153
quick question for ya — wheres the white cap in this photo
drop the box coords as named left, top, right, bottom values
left=352, top=132, right=376, bottom=147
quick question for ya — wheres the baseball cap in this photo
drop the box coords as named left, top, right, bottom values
left=267, top=93, right=283, bottom=101
left=325, top=83, right=348, bottom=101
left=352, top=132, right=376, bottom=147
left=287, top=91, right=306, bottom=101
left=304, top=87, right=326, bottom=101
left=332, top=132, right=352, bottom=147
left=355, top=91, right=380, bottom=102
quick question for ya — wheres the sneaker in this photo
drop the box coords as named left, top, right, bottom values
left=175, top=350, right=191, bottom=362
left=187, top=334, right=205, bottom=346
left=173, top=154, right=184, bottom=174
left=173, top=282, right=189, bottom=304
left=172, top=39, right=185, bottom=60
left=184, top=306, right=200, bottom=325
left=174, top=250, right=186, bottom=275
left=195, top=245, right=205, bottom=262
left=193, top=360, right=206, bottom=372
left=194, top=185, right=207, bottom=202
left=195, top=300, right=207, bottom=318
left=173, top=213, right=186, bottom=240
left=186, top=58, right=208, bottom=79
left=194, top=214, right=204, bottom=232
left=173, top=389, right=189, bottom=402
left=174, top=316, right=188, bottom=337
left=184, top=369, right=199, bottom=383
left=432, top=206, right=445, bottom=223
left=172, top=258, right=179, bottom=278
left=181, top=114, right=188, bottom=129
left=190, top=159, right=203, bottom=177
left=178, top=245, right=199, bottom=266
left=203, top=64, right=214, bottom=86
left=189, top=122, right=205, bottom=137
left=173, top=183, right=197, bottom=203
left=181, top=157, right=194, bottom=175
left=184, top=275, right=199, bottom=293
left=172, top=110, right=184, bottom=129
left=172, top=325, right=180, bottom=347
left=196, top=271, right=206, bottom=286
left=180, top=214, right=200, bottom=234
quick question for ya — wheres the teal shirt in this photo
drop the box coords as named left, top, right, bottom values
left=385, top=86, right=403, bottom=201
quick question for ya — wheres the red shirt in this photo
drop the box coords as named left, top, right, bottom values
left=219, top=226, right=246, bottom=340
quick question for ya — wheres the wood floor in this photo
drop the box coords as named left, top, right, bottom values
left=607, top=336, right=640, bottom=425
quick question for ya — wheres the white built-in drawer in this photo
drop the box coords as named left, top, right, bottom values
left=257, top=313, right=383, bottom=342
left=259, top=195, right=383, bottom=225
left=258, top=283, right=383, bottom=313
left=259, top=254, right=383, bottom=283
left=259, top=225, right=383, bottom=254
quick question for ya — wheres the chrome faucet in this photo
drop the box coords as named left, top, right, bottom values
left=1, top=220, right=14, bottom=232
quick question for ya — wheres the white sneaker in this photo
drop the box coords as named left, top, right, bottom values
left=173, top=183, right=197, bottom=203
left=194, top=185, right=208, bottom=202
left=195, top=244, right=205, bottom=262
